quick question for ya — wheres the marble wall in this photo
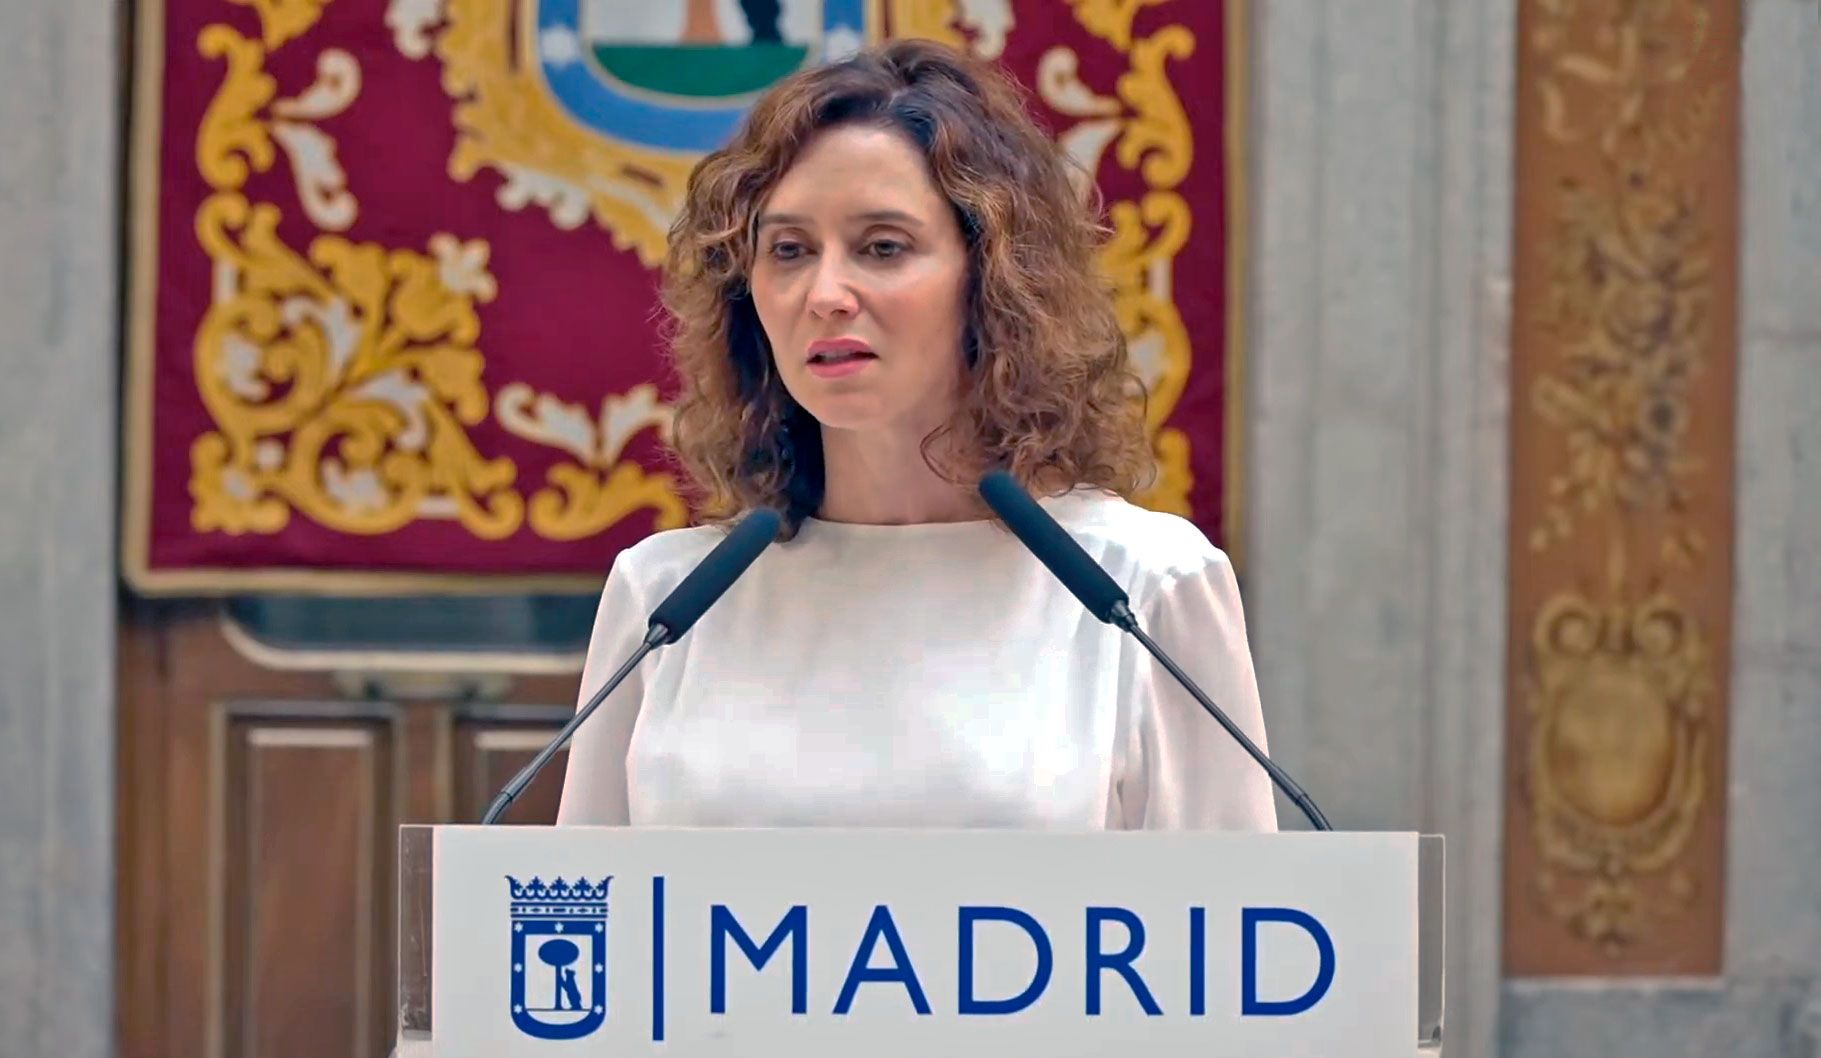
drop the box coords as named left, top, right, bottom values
left=1248, top=0, right=1514, bottom=1054
left=1247, top=0, right=1821, bottom=1056
left=0, top=0, right=119, bottom=1055
left=1502, top=1, right=1821, bottom=1054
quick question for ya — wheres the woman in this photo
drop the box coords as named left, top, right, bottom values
left=555, top=38, right=1276, bottom=832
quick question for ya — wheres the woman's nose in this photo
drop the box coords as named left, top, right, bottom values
left=805, top=254, right=860, bottom=319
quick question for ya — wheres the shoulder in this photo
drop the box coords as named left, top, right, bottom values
left=601, top=522, right=731, bottom=597
left=1049, top=489, right=1235, bottom=594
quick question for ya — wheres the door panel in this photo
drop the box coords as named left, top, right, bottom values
left=117, top=598, right=582, bottom=1058
left=452, top=704, right=575, bottom=825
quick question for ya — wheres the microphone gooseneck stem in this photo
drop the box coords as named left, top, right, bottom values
left=479, top=623, right=670, bottom=825
left=1110, top=601, right=1334, bottom=832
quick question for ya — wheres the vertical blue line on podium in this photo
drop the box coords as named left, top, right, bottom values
left=1189, top=907, right=1206, bottom=1016
left=652, top=875, right=666, bottom=1041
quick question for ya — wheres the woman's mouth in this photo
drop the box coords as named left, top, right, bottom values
left=806, top=350, right=877, bottom=378
left=806, top=340, right=877, bottom=378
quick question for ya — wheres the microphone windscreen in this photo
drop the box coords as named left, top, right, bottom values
left=978, top=470, right=1129, bottom=624
left=647, top=507, right=783, bottom=640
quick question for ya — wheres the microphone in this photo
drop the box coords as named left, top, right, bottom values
left=479, top=507, right=784, bottom=824
left=978, top=471, right=1332, bottom=831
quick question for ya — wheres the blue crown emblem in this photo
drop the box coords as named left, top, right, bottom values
left=507, top=874, right=613, bottom=1040
left=509, top=876, right=612, bottom=907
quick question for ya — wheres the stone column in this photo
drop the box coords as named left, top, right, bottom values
left=0, top=0, right=120, bottom=1055
left=1247, top=1, right=1514, bottom=1055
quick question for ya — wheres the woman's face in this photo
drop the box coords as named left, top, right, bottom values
left=749, top=124, right=971, bottom=444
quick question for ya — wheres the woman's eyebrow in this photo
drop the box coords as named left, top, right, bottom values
left=755, top=209, right=925, bottom=229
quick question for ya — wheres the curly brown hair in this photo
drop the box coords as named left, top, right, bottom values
left=661, top=37, right=1153, bottom=536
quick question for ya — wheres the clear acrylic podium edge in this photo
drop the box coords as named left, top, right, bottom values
left=395, top=826, right=1444, bottom=1053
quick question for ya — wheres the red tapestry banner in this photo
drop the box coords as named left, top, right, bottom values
left=125, top=0, right=1244, bottom=593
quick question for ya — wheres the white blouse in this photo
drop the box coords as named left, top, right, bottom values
left=554, top=489, right=1277, bottom=831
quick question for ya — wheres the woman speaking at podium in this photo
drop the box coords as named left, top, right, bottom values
left=555, top=38, right=1276, bottom=834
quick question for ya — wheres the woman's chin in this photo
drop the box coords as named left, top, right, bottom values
left=793, top=391, right=957, bottom=442
left=797, top=400, right=893, bottom=435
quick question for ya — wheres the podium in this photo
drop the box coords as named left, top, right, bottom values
left=395, top=825, right=1443, bottom=1057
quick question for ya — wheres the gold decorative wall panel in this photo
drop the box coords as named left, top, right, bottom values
left=1503, top=0, right=1740, bottom=974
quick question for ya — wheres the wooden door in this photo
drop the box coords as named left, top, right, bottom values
left=116, top=595, right=587, bottom=1058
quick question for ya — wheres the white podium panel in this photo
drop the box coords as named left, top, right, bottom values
left=400, top=826, right=1441, bottom=1058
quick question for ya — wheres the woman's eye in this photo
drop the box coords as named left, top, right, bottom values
left=767, top=241, right=806, bottom=261
left=865, top=239, right=906, bottom=259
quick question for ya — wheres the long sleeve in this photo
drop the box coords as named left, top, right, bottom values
left=555, top=556, right=650, bottom=826
left=1118, top=547, right=1279, bottom=831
